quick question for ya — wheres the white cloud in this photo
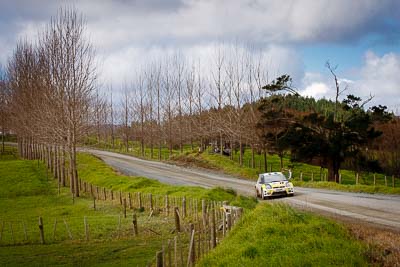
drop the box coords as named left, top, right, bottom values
left=301, top=82, right=330, bottom=98
left=353, top=51, right=400, bottom=110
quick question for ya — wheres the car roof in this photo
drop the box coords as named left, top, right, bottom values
left=260, top=172, right=284, bottom=176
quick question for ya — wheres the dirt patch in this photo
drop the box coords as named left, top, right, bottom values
left=169, top=153, right=219, bottom=170
left=347, top=222, right=400, bottom=267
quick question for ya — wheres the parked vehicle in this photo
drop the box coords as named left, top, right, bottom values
left=255, top=172, right=294, bottom=199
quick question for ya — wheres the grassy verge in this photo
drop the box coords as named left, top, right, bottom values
left=293, top=181, right=400, bottom=194
left=198, top=203, right=369, bottom=267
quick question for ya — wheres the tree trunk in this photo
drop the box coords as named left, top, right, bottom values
left=239, top=139, right=243, bottom=167
left=263, top=148, right=268, bottom=172
left=251, top=145, right=255, bottom=169
left=327, top=159, right=340, bottom=182
left=61, top=146, right=66, bottom=187
left=1, top=124, right=4, bottom=154
left=219, top=132, right=223, bottom=156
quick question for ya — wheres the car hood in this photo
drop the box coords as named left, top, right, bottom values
left=268, top=181, right=288, bottom=188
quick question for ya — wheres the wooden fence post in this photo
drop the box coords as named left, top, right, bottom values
left=174, top=235, right=178, bottom=267
left=222, top=212, right=226, bottom=237
left=211, top=205, right=216, bottom=248
left=182, top=197, right=187, bottom=218
left=187, top=225, right=195, bottom=267
left=38, top=216, right=45, bottom=244
left=393, top=175, right=395, bottom=188
left=167, top=239, right=172, bottom=267
left=174, top=207, right=181, bottom=232
left=311, top=172, right=314, bottom=182
left=138, top=192, right=143, bottom=210
left=123, top=198, right=127, bottom=218
left=226, top=213, right=232, bottom=231
left=156, top=250, right=163, bottom=267
left=84, top=216, right=89, bottom=241
left=385, top=176, right=387, bottom=187
left=202, top=199, right=207, bottom=228
left=132, top=213, right=138, bottom=236
left=165, top=195, right=169, bottom=216
left=149, top=193, right=153, bottom=211
left=128, top=193, right=132, bottom=209
left=52, top=218, right=57, bottom=241
left=63, top=219, right=73, bottom=240
left=356, top=173, right=359, bottom=185
left=373, top=174, right=376, bottom=186
left=93, top=197, right=96, bottom=210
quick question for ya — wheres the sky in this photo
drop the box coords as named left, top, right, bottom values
left=1, top=0, right=400, bottom=112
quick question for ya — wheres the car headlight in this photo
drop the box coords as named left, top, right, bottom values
left=285, top=182, right=292, bottom=188
left=266, top=184, right=272, bottom=189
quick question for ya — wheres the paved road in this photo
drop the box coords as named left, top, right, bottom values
left=84, top=149, right=400, bottom=230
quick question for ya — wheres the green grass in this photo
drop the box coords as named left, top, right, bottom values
left=0, top=149, right=183, bottom=266
left=0, top=239, right=164, bottom=266
left=293, top=181, right=400, bottom=194
left=198, top=203, right=369, bottom=267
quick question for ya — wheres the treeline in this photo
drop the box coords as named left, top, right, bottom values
left=1, top=8, right=96, bottom=197
left=90, top=45, right=273, bottom=168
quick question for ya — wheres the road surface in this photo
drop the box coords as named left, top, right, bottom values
left=87, top=149, right=400, bottom=230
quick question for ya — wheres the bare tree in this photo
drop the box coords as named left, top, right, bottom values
left=0, top=64, right=9, bottom=154
left=121, top=83, right=131, bottom=152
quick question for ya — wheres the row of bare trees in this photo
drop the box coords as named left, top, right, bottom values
left=90, top=45, right=273, bottom=167
left=5, top=8, right=96, bottom=197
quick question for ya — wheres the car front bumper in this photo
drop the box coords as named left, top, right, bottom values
left=263, top=187, right=294, bottom=197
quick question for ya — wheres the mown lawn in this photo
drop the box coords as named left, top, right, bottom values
left=198, top=203, right=369, bottom=267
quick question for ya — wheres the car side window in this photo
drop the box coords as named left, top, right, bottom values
left=260, top=175, right=264, bottom=184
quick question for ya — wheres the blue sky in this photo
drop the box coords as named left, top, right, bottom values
left=1, top=0, right=399, bottom=111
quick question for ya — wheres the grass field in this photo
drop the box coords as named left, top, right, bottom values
left=0, top=147, right=185, bottom=266
left=198, top=203, right=369, bottom=267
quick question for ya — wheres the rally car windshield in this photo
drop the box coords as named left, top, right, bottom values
left=263, top=174, right=287, bottom=183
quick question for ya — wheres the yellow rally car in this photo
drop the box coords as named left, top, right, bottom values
left=255, top=172, right=294, bottom=199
